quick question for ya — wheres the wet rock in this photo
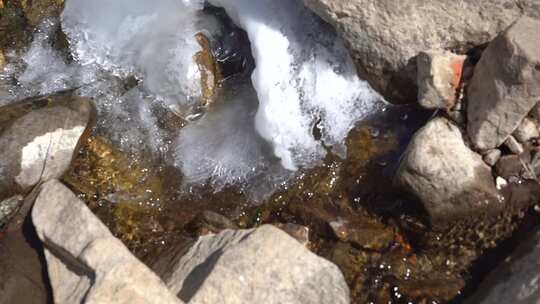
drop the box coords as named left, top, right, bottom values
left=31, top=180, right=182, bottom=304
left=504, top=136, right=525, bottom=155
left=155, top=226, right=349, bottom=304
left=0, top=50, right=5, bottom=68
left=467, top=228, right=540, bottom=304
left=0, top=96, right=92, bottom=199
left=417, top=50, right=466, bottom=110
left=395, top=117, right=501, bottom=226
left=0, top=195, right=22, bottom=229
left=303, top=0, right=538, bottom=103
left=19, top=0, right=64, bottom=27
left=273, top=223, right=310, bottom=246
left=328, top=217, right=394, bottom=251
left=495, top=155, right=527, bottom=180
left=194, top=33, right=222, bottom=108
left=467, top=17, right=540, bottom=150
left=483, top=149, right=502, bottom=167
left=514, top=118, right=539, bottom=143
left=185, top=210, right=236, bottom=236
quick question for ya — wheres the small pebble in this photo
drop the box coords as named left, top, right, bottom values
left=483, top=149, right=501, bottom=166
left=496, top=176, right=508, bottom=190
left=505, top=135, right=525, bottom=155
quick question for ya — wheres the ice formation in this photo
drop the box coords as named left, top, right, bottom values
left=174, top=79, right=290, bottom=197
left=209, top=0, right=383, bottom=170
left=1, top=0, right=383, bottom=199
left=62, top=0, right=205, bottom=113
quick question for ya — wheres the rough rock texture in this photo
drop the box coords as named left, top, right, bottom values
left=303, top=0, right=539, bottom=103
left=417, top=50, right=466, bottom=110
left=466, top=228, right=540, bottom=304
left=467, top=17, right=540, bottom=150
left=483, top=149, right=502, bottom=167
left=31, top=180, right=182, bottom=304
left=514, top=118, right=539, bottom=143
left=395, top=117, right=501, bottom=226
left=0, top=195, right=22, bottom=228
left=0, top=97, right=91, bottom=199
left=504, top=136, right=525, bottom=155
left=153, top=226, right=349, bottom=304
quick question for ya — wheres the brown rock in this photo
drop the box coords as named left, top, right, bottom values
left=417, top=50, right=466, bottom=110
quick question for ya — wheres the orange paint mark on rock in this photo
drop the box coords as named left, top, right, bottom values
left=450, top=57, right=465, bottom=92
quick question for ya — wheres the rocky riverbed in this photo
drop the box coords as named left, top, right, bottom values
left=1, top=1, right=540, bottom=304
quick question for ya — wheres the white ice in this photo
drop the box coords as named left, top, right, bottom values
left=209, top=0, right=383, bottom=170
left=62, top=0, right=205, bottom=113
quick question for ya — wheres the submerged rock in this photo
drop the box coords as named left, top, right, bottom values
left=395, top=117, right=501, bottom=226
left=153, top=225, right=349, bottom=304
left=303, top=0, right=538, bottom=103
left=467, top=17, right=540, bottom=150
left=417, top=49, right=466, bottom=110
left=31, top=180, right=182, bottom=304
left=0, top=95, right=92, bottom=199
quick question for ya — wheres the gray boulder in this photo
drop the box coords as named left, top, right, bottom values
left=395, top=117, right=501, bottom=226
left=466, top=228, right=540, bottom=304
left=153, top=226, right=349, bottom=304
left=303, top=0, right=539, bottom=103
left=0, top=97, right=92, bottom=199
left=31, top=180, right=182, bottom=304
left=467, top=17, right=540, bottom=150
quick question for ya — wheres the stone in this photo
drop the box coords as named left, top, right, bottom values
left=31, top=180, right=182, bottom=304
left=395, top=117, right=501, bottom=226
left=0, top=97, right=92, bottom=199
left=0, top=195, right=22, bottom=229
left=504, top=136, right=525, bottom=155
left=532, top=104, right=540, bottom=122
left=185, top=210, right=236, bottom=236
left=417, top=50, right=466, bottom=110
left=20, top=0, right=65, bottom=27
left=303, top=0, right=539, bottom=103
left=154, top=226, right=349, bottom=304
left=273, top=223, right=310, bottom=246
left=514, top=118, right=540, bottom=143
left=495, top=155, right=526, bottom=180
left=0, top=50, right=5, bottom=68
left=467, top=17, right=540, bottom=150
left=483, top=149, right=502, bottom=167
left=466, top=229, right=540, bottom=304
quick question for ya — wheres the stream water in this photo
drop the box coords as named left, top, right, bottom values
left=1, top=0, right=538, bottom=303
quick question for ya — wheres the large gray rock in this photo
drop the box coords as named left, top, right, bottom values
left=0, top=97, right=91, bottom=199
left=466, top=228, right=540, bottom=304
left=395, top=117, right=502, bottom=226
left=31, top=180, right=182, bottom=304
left=153, top=226, right=350, bottom=304
left=467, top=17, right=540, bottom=150
left=303, top=0, right=539, bottom=103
